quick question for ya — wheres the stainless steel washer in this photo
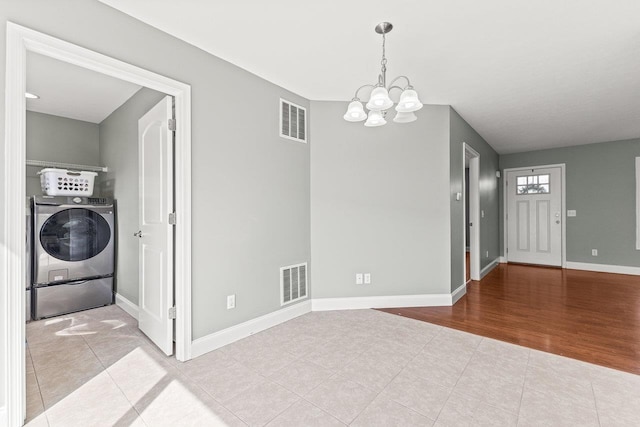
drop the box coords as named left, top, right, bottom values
left=32, top=195, right=115, bottom=319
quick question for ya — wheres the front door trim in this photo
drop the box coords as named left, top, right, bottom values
left=503, top=164, right=566, bottom=268
left=3, top=22, right=192, bottom=426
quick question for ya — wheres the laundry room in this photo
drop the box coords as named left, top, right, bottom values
left=25, top=49, right=167, bottom=322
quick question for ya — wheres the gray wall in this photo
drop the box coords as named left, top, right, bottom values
left=26, top=111, right=100, bottom=196
left=99, top=88, right=166, bottom=306
left=499, top=138, right=640, bottom=267
left=449, top=108, right=500, bottom=291
left=310, top=102, right=452, bottom=298
left=0, top=0, right=310, bottom=355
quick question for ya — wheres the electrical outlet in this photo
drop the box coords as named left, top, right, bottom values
left=481, top=210, right=485, bottom=218
left=356, top=273, right=363, bottom=285
left=592, top=249, right=598, bottom=256
left=364, top=273, right=371, bottom=284
left=226, top=294, right=236, bottom=309
left=485, top=250, right=489, bottom=258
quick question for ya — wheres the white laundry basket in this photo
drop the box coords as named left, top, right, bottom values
left=38, top=168, right=98, bottom=196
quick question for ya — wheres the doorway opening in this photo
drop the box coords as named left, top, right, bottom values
left=3, top=23, right=192, bottom=426
left=464, top=144, right=480, bottom=281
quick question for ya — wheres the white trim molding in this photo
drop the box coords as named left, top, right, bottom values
left=480, top=258, right=500, bottom=278
left=463, top=143, right=481, bottom=281
left=499, top=256, right=507, bottom=263
left=191, top=300, right=312, bottom=359
left=3, top=22, right=193, bottom=426
left=3, top=22, right=28, bottom=427
left=312, top=293, right=453, bottom=311
left=635, top=157, right=639, bottom=250
left=565, top=262, right=640, bottom=276
left=190, top=288, right=466, bottom=360
left=115, top=294, right=139, bottom=320
left=451, top=283, right=467, bottom=304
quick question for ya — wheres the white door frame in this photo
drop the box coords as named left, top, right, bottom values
left=463, top=144, right=480, bottom=281
left=3, top=22, right=193, bottom=426
left=503, top=164, right=566, bottom=268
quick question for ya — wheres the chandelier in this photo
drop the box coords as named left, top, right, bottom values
left=343, top=22, right=423, bottom=127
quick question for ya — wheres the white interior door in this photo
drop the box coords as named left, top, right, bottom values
left=138, top=96, right=174, bottom=355
left=506, top=167, right=562, bottom=266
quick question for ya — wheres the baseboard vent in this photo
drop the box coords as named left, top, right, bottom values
left=281, top=262, right=308, bottom=305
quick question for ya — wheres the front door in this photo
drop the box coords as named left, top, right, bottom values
left=138, top=96, right=174, bottom=355
left=506, top=166, right=562, bottom=266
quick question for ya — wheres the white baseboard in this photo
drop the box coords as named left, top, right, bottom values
left=480, top=258, right=500, bottom=278
left=191, top=299, right=312, bottom=359
left=0, top=406, right=6, bottom=427
left=190, top=288, right=470, bottom=359
left=499, top=256, right=507, bottom=263
left=565, top=261, right=640, bottom=276
left=451, top=283, right=467, bottom=304
left=311, top=293, right=452, bottom=311
left=115, top=293, right=139, bottom=320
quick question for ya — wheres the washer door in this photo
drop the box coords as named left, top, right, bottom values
left=39, top=208, right=111, bottom=261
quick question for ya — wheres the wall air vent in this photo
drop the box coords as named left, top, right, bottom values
left=281, top=262, right=308, bottom=305
left=280, top=99, right=307, bottom=143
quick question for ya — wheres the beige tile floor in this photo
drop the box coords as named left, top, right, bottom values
left=25, top=305, right=640, bottom=426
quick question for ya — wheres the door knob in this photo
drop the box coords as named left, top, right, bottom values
left=134, top=230, right=143, bottom=238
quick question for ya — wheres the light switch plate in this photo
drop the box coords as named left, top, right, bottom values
left=356, top=273, right=364, bottom=285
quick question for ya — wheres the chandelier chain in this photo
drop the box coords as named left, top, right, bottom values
left=380, top=32, right=387, bottom=86
left=381, top=32, right=387, bottom=66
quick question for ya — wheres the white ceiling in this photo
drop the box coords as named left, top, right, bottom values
left=26, top=51, right=142, bottom=124
left=99, top=0, right=640, bottom=153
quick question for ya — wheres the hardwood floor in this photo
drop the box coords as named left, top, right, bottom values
left=465, top=251, right=470, bottom=282
left=379, top=263, right=640, bottom=375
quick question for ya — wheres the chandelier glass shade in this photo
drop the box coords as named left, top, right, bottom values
left=364, top=110, right=387, bottom=127
left=344, top=22, right=423, bottom=127
left=393, top=111, right=417, bottom=123
left=343, top=100, right=367, bottom=122
left=366, top=87, right=394, bottom=111
left=395, top=89, right=423, bottom=113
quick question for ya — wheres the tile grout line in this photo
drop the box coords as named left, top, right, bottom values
left=430, top=332, right=484, bottom=425
left=590, top=381, right=602, bottom=427
left=26, top=346, right=45, bottom=412
left=80, top=316, right=149, bottom=425
left=254, top=395, right=301, bottom=427
left=180, top=359, right=257, bottom=425
left=515, top=347, right=532, bottom=426
left=300, top=400, right=348, bottom=426
left=217, top=335, right=367, bottom=425
left=24, top=341, right=51, bottom=426
left=348, top=324, right=444, bottom=424
left=291, top=314, right=431, bottom=424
